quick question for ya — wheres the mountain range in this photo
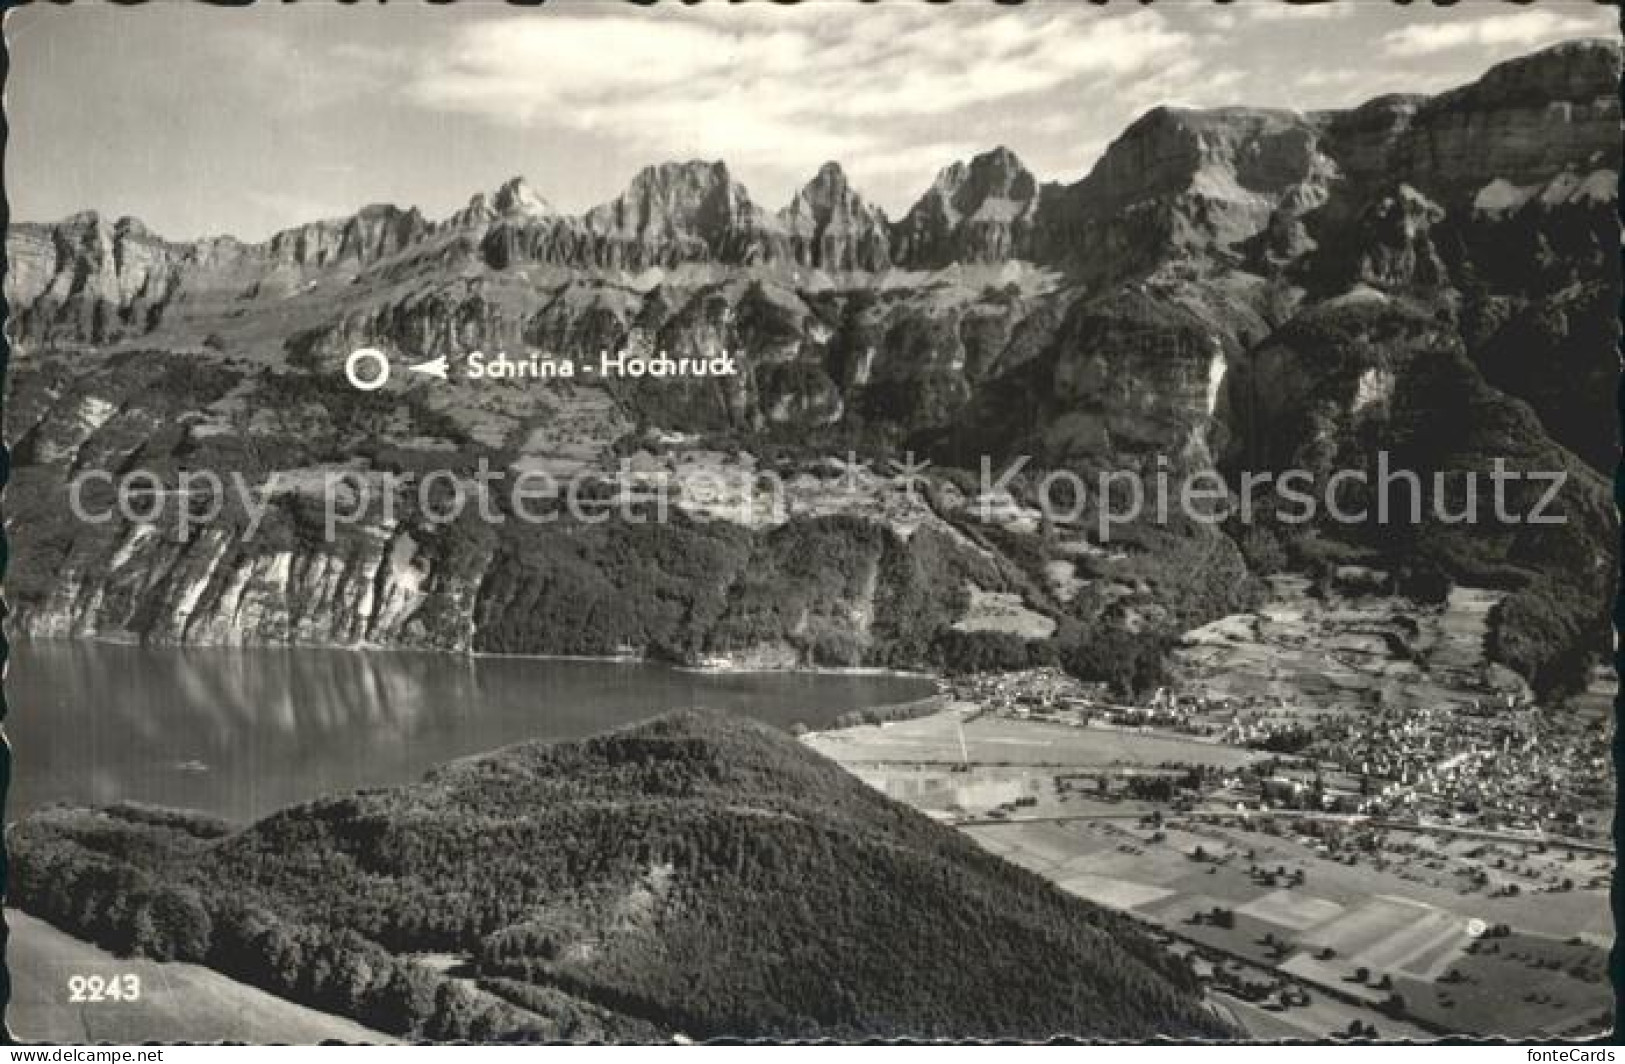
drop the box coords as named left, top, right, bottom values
left=3, top=37, right=1619, bottom=700
left=8, top=41, right=1619, bottom=327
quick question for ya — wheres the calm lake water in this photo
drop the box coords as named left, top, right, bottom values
left=4, top=641, right=935, bottom=822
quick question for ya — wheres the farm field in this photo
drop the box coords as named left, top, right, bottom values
left=815, top=702, right=1611, bottom=1041
left=803, top=568, right=1614, bottom=1040
left=1395, top=933, right=1613, bottom=1038
left=805, top=708, right=1263, bottom=769
left=1173, top=578, right=1527, bottom=720
left=1216, top=991, right=1435, bottom=1042
left=959, top=813, right=1611, bottom=1039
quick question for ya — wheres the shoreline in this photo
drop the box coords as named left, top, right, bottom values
left=8, top=632, right=943, bottom=685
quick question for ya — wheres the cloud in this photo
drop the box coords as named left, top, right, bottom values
left=400, top=5, right=1196, bottom=205
left=1288, top=65, right=1453, bottom=107
left=1380, top=9, right=1610, bottom=58
left=412, top=7, right=1191, bottom=122
left=220, top=28, right=393, bottom=114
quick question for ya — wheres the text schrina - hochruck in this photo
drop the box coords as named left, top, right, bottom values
left=465, top=350, right=740, bottom=380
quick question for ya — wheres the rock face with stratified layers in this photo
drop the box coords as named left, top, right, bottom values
left=781, top=162, right=893, bottom=272
left=5, top=40, right=1617, bottom=697
left=891, top=147, right=1042, bottom=267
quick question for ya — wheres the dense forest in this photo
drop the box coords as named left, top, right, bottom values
left=11, top=713, right=1233, bottom=1042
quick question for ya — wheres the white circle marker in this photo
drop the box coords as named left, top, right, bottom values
left=346, top=348, right=391, bottom=391
left=1466, top=918, right=1487, bottom=938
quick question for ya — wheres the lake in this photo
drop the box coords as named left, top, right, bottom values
left=2, top=640, right=936, bottom=822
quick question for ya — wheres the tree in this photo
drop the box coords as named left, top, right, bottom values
left=426, top=981, right=486, bottom=1041
left=367, top=966, right=438, bottom=1036
left=146, top=888, right=213, bottom=962
left=125, top=902, right=161, bottom=959
left=325, top=937, right=381, bottom=1012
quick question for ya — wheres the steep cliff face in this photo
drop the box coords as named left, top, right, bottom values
left=6, top=439, right=1006, bottom=671
left=1217, top=293, right=1615, bottom=695
left=891, top=148, right=1041, bottom=268
left=1338, top=184, right=1450, bottom=291
left=938, top=276, right=1270, bottom=474
left=475, top=162, right=798, bottom=270
left=452, top=176, right=556, bottom=228
left=780, top=162, right=892, bottom=272
left=2, top=341, right=1013, bottom=664
left=5, top=213, right=186, bottom=345
left=1038, top=107, right=1339, bottom=287
left=22, top=521, right=446, bottom=649
left=264, top=204, right=433, bottom=271
left=1386, top=38, right=1620, bottom=203
left=587, top=160, right=790, bottom=267
left=1024, top=39, right=1620, bottom=294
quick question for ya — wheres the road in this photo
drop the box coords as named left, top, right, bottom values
left=953, top=809, right=1610, bottom=853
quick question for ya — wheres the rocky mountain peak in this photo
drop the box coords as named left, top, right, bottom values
left=629, top=159, right=732, bottom=199
left=592, top=160, right=778, bottom=238
left=813, top=159, right=848, bottom=184
left=1036, top=105, right=1337, bottom=285
left=259, top=202, right=432, bottom=272
left=112, top=216, right=155, bottom=240
left=1104, top=106, right=1325, bottom=193
left=892, top=146, right=1040, bottom=267
left=938, top=146, right=1039, bottom=222
left=59, top=209, right=107, bottom=231
left=780, top=162, right=891, bottom=271
left=1450, top=37, right=1621, bottom=109
left=452, top=176, right=554, bottom=228
left=492, top=176, right=554, bottom=218
left=794, top=161, right=856, bottom=206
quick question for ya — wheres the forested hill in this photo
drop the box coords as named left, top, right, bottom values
left=11, top=711, right=1231, bottom=1041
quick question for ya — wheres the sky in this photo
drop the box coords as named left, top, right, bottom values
left=5, top=0, right=1617, bottom=242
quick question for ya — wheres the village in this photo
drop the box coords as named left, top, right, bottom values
left=941, top=664, right=1611, bottom=847
left=808, top=577, right=1615, bottom=1041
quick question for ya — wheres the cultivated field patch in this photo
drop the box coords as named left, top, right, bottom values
left=1352, top=907, right=1463, bottom=975
left=1237, top=890, right=1344, bottom=931
left=1298, top=897, right=1433, bottom=957
left=1054, top=872, right=1175, bottom=911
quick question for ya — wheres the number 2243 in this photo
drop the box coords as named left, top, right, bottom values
left=67, top=974, right=141, bottom=1002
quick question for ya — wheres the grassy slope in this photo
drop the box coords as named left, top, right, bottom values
left=7, top=910, right=393, bottom=1044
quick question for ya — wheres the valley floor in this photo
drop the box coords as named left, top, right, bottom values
left=805, top=580, right=1614, bottom=1041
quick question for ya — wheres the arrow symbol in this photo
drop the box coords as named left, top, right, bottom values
left=408, top=356, right=450, bottom=381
